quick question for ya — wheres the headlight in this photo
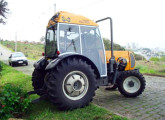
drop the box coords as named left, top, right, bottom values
left=117, top=57, right=127, bottom=71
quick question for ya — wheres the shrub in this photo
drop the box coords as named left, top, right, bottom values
left=0, top=84, right=31, bottom=120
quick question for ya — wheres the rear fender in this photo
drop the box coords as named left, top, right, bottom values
left=34, top=57, right=47, bottom=70
left=45, top=54, right=100, bottom=77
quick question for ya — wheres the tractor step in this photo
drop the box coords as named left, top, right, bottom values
left=31, top=94, right=48, bottom=104
left=28, top=89, right=46, bottom=95
left=28, top=89, right=48, bottom=103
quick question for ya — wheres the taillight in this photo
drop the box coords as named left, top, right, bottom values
left=42, top=52, right=45, bottom=56
left=56, top=51, right=60, bottom=55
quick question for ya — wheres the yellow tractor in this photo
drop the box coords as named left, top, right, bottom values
left=30, top=11, right=146, bottom=110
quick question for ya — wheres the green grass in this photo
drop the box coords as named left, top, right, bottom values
left=0, top=61, right=128, bottom=120
left=135, top=65, right=156, bottom=74
left=136, top=64, right=165, bottom=76
left=161, top=64, right=165, bottom=67
left=150, top=57, right=165, bottom=62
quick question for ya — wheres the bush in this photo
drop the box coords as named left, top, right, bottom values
left=0, top=84, right=31, bottom=120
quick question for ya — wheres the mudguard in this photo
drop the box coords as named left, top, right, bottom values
left=33, top=57, right=47, bottom=70
left=45, top=54, right=100, bottom=77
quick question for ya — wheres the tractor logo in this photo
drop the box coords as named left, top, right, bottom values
left=62, top=16, right=70, bottom=22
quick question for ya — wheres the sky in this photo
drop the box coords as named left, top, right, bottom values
left=0, top=0, right=165, bottom=49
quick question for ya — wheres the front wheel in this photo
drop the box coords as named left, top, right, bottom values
left=117, top=70, right=146, bottom=97
left=46, top=57, right=97, bottom=110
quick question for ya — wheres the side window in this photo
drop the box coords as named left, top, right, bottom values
left=59, top=24, right=80, bottom=53
left=45, top=29, right=57, bottom=57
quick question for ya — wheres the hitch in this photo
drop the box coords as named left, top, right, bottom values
left=28, top=89, right=48, bottom=104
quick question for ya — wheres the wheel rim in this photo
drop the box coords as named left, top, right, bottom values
left=123, top=76, right=141, bottom=93
left=62, top=71, right=89, bottom=100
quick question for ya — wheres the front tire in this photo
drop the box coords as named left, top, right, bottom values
left=46, top=57, right=97, bottom=110
left=117, top=70, right=146, bottom=97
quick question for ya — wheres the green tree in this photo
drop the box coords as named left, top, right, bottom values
left=103, top=38, right=125, bottom=51
left=0, top=0, right=9, bottom=24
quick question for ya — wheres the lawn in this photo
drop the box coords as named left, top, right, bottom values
left=0, top=61, right=127, bottom=120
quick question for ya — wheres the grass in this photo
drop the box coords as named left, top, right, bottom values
left=0, top=61, right=128, bottom=120
left=136, top=61, right=165, bottom=76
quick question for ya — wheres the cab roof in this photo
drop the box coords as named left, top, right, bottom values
left=47, top=11, right=98, bottom=28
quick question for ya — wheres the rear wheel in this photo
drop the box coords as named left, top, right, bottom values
left=32, top=69, right=45, bottom=95
left=46, top=57, right=97, bottom=110
left=117, top=70, right=146, bottom=97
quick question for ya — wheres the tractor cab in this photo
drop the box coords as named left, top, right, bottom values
left=45, top=11, right=106, bottom=76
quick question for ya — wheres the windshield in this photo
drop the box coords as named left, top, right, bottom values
left=45, top=26, right=57, bottom=58
left=12, top=53, right=25, bottom=58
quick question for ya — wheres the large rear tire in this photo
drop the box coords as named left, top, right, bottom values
left=32, top=69, right=45, bottom=95
left=117, top=70, right=146, bottom=97
left=46, top=57, right=97, bottom=110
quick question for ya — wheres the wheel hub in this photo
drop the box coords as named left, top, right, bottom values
left=63, top=71, right=89, bottom=100
left=73, top=80, right=82, bottom=91
left=128, top=81, right=134, bottom=87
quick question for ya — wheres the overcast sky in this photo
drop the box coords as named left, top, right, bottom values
left=0, top=0, right=165, bottom=49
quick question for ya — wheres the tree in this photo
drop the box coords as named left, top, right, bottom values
left=40, top=36, right=45, bottom=43
left=103, top=38, right=125, bottom=51
left=0, top=0, right=9, bottom=24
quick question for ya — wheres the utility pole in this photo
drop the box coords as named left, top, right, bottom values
left=15, top=32, right=17, bottom=52
left=54, top=3, right=56, bottom=14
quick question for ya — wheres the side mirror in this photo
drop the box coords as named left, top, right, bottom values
left=9, top=56, right=11, bottom=58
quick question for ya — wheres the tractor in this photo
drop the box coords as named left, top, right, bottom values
left=30, top=11, right=146, bottom=110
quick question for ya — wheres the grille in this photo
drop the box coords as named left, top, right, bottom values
left=130, top=53, right=135, bottom=68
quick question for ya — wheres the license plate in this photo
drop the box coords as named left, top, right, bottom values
left=18, top=61, right=23, bottom=63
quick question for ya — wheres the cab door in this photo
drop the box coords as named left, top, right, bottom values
left=80, top=26, right=107, bottom=77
